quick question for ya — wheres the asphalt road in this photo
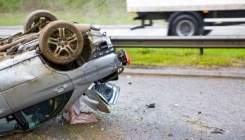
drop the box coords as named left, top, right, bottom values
left=1, top=24, right=245, bottom=37
left=4, top=75, right=245, bottom=140
left=100, top=24, right=245, bottom=36
left=106, top=75, right=245, bottom=140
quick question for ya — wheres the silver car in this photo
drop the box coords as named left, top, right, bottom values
left=0, top=10, right=130, bottom=135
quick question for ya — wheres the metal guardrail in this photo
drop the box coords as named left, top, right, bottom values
left=110, top=36, right=245, bottom=55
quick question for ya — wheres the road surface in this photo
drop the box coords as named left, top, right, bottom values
left=4, top=75, right=245, bottom=140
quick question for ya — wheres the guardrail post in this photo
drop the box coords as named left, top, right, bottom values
left=200, top=48, right=204, bottom=55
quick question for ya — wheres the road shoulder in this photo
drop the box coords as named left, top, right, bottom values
left=122, top=66, right=245, bottom=78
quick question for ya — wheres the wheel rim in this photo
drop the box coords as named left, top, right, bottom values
left=176, top=20, right=195, bottom=36
left=47, top=27, right=79, bottom=60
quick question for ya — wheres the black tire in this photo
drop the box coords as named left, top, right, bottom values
left=24, top=10, right=58, bottom=33
left=202, top=30, right=212, bottom=35
left=170, top=14, right=200, bottom=36
left=39, top=20, right=84, bottom=65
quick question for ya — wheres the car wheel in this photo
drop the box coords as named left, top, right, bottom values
left=24, top=10, right=58, bottom=33
left=39, top=20, right=84, bottom=65
left=171, top=14, right=200, bottom=36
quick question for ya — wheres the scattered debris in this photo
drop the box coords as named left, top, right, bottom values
left=66, top=99, right=98, bottom=124
left=127, top=75, right=132, bottom=85
left=168, top=133, right=173, bottom=137
left=172, top=104, right=179, bottom=107
left=146, top=103, right=155, bottom=108
left=187, top=120, right=198, bottom=125
left=209, top=127, right=226, bottom=134
left=198, top=111, right=202, bottom=114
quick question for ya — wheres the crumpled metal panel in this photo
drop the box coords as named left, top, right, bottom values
left=87, top=30, right=113, bottom=52
left=0, top=54, right=73, bottom=112
left=62, top=53, right=120, bottom=112
left=0, top=52, right=44, bottom=92
left=0, top=50, right=37, bottom=71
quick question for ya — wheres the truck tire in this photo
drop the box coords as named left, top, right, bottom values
left=202, top=30, right=212, bottom=35
left=39, top=20, right=84, bottom=65
left=170, top=14, right=200, bottom=36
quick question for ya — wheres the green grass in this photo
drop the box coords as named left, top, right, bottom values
left=0, top=13, right=27, bottom=25
left=121, top=48, right=245, bottom=67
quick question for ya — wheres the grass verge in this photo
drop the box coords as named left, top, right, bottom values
left=120, top=48, right=245, bottom=68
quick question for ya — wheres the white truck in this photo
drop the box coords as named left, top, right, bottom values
left=126, top=0, right=245, bottom=36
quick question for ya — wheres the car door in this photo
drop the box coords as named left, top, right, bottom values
left=1, top=56, right=74, bottom=113
left=0, top=90, right=13, bottom=118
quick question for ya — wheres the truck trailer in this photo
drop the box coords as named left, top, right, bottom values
left=126, top=0, right=245, bottom=36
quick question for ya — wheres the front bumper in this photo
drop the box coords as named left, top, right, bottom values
left=81, top=82, right=120, bottom=113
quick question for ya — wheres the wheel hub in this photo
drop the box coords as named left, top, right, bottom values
left=176, top=20, right=195, bottom=36
left=58, top=39, right=67, bottom=47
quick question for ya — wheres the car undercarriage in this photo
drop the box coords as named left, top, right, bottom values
left=0, top=10, right=130, bottom=136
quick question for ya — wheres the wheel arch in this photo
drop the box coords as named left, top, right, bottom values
left=39, top=20, right=84, bottom=65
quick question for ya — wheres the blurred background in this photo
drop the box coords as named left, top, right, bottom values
left=1, top=0, right=245, bottom=67
left=0, top=0, right=136, bottom=25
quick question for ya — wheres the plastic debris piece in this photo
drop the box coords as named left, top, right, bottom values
left=128, top=82, right=132, bottom=85
left=146, top=103, right=155, bottom=108
left=66, top=99, right=97, bottom=124
left=172, top=104, right=179, bottom=107
left=168, top=133, right=173, bottom=137
left=209, top=127, right=225, bottom=134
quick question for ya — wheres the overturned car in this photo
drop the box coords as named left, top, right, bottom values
left=0, top=10, right=130, bottom=135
